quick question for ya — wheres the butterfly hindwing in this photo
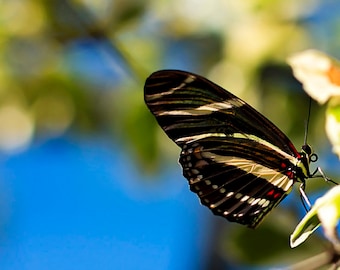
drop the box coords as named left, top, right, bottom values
left=144, top=69, right=303, bottom=228
left=179, top=137, right=293, bottom=228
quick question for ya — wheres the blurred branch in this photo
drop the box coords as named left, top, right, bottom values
left=41, top=0, right=145, bottom=81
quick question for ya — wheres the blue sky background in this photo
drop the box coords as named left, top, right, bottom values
left=0, top=136, right=214, bottom=270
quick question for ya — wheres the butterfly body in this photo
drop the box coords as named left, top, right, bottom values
left=144, top=70, right=314, bottom=228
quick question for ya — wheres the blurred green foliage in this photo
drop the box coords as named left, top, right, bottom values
left=1, top=0, right=337, bottom=160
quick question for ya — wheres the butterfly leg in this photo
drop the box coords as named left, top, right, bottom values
left=299, top=182, right=311, bottom=211
left=311, top=167, right=338, bottom=185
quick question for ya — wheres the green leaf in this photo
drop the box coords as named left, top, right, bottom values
left=290, top=185, right=340, bottom=248
left=290, top=207, right=320, bottom=248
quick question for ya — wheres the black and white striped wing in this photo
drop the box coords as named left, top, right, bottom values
left=180, top=137, right=294, bottom=228
left=144, top=70, right=301, bottom=228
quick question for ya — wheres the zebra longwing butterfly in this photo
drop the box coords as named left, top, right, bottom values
left=144, top=70, right=316, bottom=228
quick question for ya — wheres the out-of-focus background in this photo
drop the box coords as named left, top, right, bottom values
left=0, top=1, right=340, bottom=269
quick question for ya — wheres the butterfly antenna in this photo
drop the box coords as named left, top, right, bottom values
left=304, top=98, right=312, bottom=145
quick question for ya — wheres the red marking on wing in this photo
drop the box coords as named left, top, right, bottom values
left=281, top=161, right=295, bottom=179
left=267, top=189, right=274, bottom=196
left=266, top=189, right=283, bottom=199
left=288, top=142, right=300, bottom=158
left=273, top=192, right=282, bottom=199
left=286, top=170, right=295, bottom=179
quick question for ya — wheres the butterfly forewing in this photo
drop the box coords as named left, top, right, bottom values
left=145, top=70, right=300, bottom=157
left=144, top=70, right=303, bottom=228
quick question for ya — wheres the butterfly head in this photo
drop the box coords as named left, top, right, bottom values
left=301, top=144, right=318, bottom=161
left=298, top=144, right=318, bottom=178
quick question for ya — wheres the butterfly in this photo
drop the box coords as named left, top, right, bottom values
left=144, top=69, right=318, bottom=228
